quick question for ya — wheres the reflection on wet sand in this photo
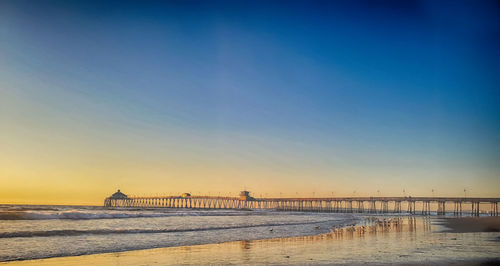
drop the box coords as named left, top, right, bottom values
left=229, top=216, right=428, bottom=246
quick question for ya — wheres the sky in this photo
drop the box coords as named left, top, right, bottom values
left=0, top=0, right=499, bottom=205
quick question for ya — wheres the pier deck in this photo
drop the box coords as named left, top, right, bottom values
left=104, top=193, right=499, bottom=216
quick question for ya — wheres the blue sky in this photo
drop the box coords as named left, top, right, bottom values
left=0, top=0, right=499, bottom=203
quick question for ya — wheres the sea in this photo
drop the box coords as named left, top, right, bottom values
left=0, top=205, right=358, bottom=262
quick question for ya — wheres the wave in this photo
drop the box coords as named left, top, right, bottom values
left=1, top=206, right=61, bottom=211
left=0, top=221, right=329, bottom=238
left=0, top=209, right=286, bottom=220
left=0, top=209, right=258, bottom=220
left=0, top=210, right=180, bottom=220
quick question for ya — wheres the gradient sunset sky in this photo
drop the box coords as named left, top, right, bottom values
left=1, top=0, right=499, bottom=205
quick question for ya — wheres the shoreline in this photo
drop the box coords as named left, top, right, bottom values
left=2, top=216, right=499, bottom=265
left=0, top=214, right=369, bottom=263
left=1, top=239, right=498, bottom=266
left=0, top=213, right=363, bottom=263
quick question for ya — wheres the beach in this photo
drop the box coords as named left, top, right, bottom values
left=0, top=205, right=357, bottom=262
left=439, top=217, right=500, bottom=233
left=1, top=211, right=499, bottom=265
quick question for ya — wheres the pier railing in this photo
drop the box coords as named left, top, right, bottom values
left=104, top=195, right=499, bottom=216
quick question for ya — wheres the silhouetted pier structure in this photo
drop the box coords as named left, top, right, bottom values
left=104, top=190, right=499, bottom=216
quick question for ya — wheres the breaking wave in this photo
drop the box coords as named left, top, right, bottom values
left=0, top=210, right=176, bottom=220
left=0, top=209, right=267, bottom=220
left=0, top=221, right=328, bottom=238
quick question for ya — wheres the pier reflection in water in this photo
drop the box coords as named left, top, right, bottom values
left=243, top=216, right=426, bottom=244
left=210, top=216, right=497, bottom=265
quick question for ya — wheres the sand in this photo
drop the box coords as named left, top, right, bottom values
left=440, top=217, right=500, bottom=233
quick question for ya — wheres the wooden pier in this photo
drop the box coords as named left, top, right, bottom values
left=104, top=190, right=499, bottom=216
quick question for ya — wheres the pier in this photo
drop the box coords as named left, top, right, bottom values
left=104, top=190, right=499, bottom=216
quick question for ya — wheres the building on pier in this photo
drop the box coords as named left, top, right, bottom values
left=239, top=191, right=254, bottom=201
left=110, top=189, right=128, bottom=199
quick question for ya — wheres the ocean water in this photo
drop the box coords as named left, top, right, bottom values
left=0, top=205, right=359, bottom=262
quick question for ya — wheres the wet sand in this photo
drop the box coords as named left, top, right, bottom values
left=440, top=217, right=500, bottom=233
left=2, top=216, right=499, bottom=265
left=1, top=241, right=497, bottom=266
